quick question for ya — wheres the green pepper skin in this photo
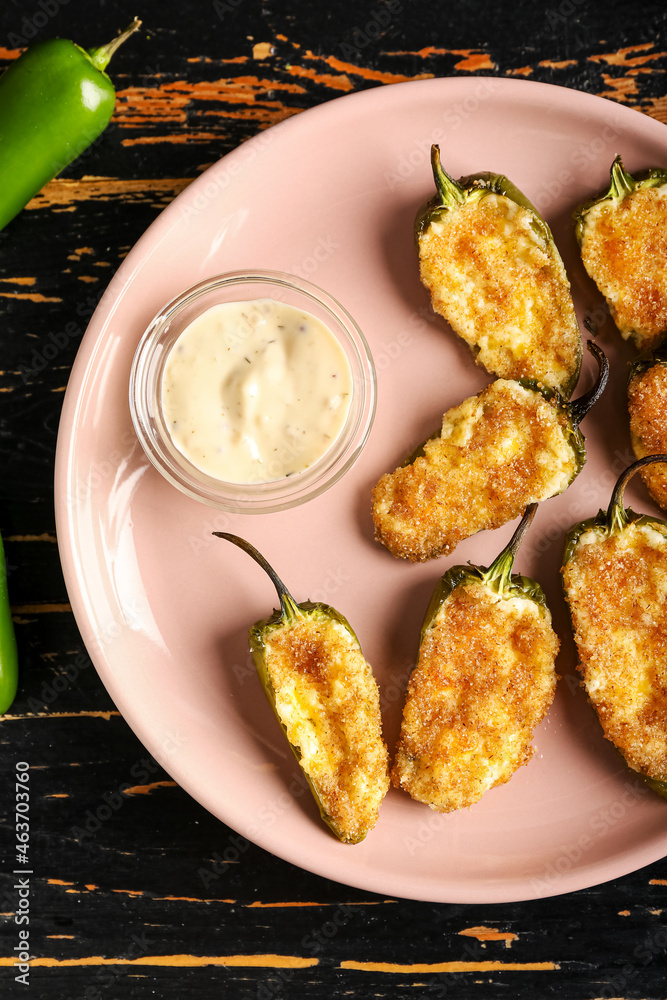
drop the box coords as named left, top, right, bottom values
left=420, top=503, right=549, bottom=645
left=562, top=457, right=667, bottom=567
left=627, top=343, right=667, bottom=384
left=214, top=532, right=389, bottom=844
left=248, top=598, right=365, bottom=839
left=416, top=146, right=583, bottom=398
left=573, top=155, right=667, bottom=351
left=403, top=340, right=606, bottom=489
left=573, top=154, right=667, bottom=245
left=0, top=532, right=18, bottom=715
left=392, top=503, right=559, bottom=812
left=0, top=19, right=140, bottom=231
left=416, top=164, right=550, bottom=243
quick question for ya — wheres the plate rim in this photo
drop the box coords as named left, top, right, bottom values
left=55, top=75, right=667, bottom=904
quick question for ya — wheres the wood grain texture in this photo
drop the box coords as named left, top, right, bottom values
left=1, top=1, right=667, bottom=997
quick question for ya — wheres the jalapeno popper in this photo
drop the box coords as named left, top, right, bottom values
left=628, top=347, right=667, bottom=511
left=392, top=505, right=559, bottom=812
left=215, top=532, right=390, bottom=843
left=417, top=145, right=582, bottom=397
left=574, top=155, right=667, bottom=352
left=372, top=340, right=607, bottom=562
left=562, top=456, right=667, bottom=799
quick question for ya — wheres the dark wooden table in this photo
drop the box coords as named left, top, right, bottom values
left=2, top=2, right=667, bottom=997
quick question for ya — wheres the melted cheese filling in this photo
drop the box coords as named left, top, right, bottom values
left=579, top=184, right=667, bottom=349
left=392, top=582, right=559, bottom=812
left=264, top=615, right=389, bottom=842
left=419, top=192, right=580, bottom=392
left=563, top=522, right=667, bottom=780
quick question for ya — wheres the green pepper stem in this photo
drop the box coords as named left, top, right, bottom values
left=213, top=532, right=301, bottom=623
left=483, top=503, right=537, bottom=594
left=609, top=154, right=636, bottom=200
left=87, top=17, right=142, bottom=73
left=430, top=144, right=466, bottom=208
left=568, top=335, right=608, bottom=428
left=605, top=454, right=667, bottom=533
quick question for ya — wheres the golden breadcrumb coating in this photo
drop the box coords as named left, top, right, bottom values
left=419, top=192, right=580, bottom=394
left=264, top=614, right=390, bottom=843
left=392, top=583, right=559, bottom=812
left=563, top=524, right=667, bottom=781
left=628, top=361, right=667, bottom=510
left=578, top=184, right=667, bottom=350
left=372, top=379, right=577, bottom=562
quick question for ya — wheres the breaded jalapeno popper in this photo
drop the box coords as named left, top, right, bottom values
left=562, top=456, right=667, bottom=799
left=215, top=533, right=390, bottom=843
left=372, top=340, right=608, bottom=562
left=628, top=347, right=667, bottom=511
left=574, top=155, right=667, bottom=352
left=417, top=145, right=582, bottom=397
left=392, top=505, right=559, bottom=812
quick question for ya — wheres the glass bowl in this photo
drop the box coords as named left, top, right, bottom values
left=129, top=270, right=377, bottom=513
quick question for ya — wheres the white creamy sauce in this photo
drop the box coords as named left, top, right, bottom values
left=161, top=298, right=353, bottom=484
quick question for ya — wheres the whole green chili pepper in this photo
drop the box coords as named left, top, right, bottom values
left=416, top=144, right=583, bottom=397
left=0, top=531, right=18, bottom=715
left=562, top=454, right=667, bottom=800
left=0, top=17, right=141, bottom=231
left=392, top=503, right=560, bottom=812
left=214, top=532, right=390, bottom=844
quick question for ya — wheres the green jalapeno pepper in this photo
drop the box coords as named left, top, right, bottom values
left=562, top=455, right=667, bottom=799
left=372, top=337, right=608, bottom=562
left=573, top=154, right=667, bottom=352
left=0, top=531, right=18, bottom=715
left=392, top=504, right=560, bottom=812
left=0, top=18, right=141, bottom=231
left=214, top=532, right=390, bottom=844
left=416, top=144, right=583, bottom=397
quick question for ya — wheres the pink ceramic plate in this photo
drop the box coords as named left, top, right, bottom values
left=55, top=77, right=667, bottom=903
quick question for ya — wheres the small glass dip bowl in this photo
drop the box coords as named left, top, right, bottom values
left=129, top=270, right=377, bottom=513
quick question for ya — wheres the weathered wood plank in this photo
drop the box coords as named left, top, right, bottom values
left=2, top=2, right=667, bottom=998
